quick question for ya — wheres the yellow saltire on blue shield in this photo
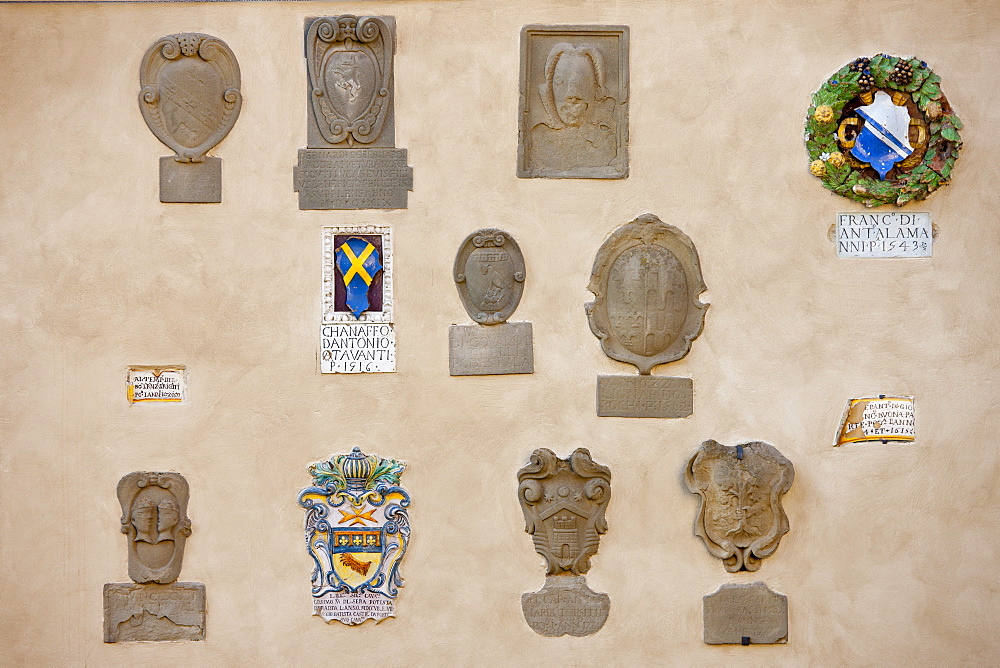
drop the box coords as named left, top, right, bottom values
left=336, top=237, right=383, bottom=318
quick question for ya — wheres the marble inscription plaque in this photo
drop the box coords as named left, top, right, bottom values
left=597, top=375, right=692, bottom=418
left=449, top=322, right=533, bottom=375
left=294, top=148, right=413, bottom=210
left=127, top=366, right=186, bottom=403
left=296, top=16, right=413, bottom=210
left=139, top=33, right=242, bottom=203
left=686, top=441, right=794, bottom=572
left=321, top=226, right=395, bottom=373
left=298, top=448, right=410, bottom=625
left=104, top=582, right=205, bottom=643
left=837, top=212, right=932, bottom=257
left=835, top=395, right=915, bottom=445
left=518, top=448, right=611, bottom=636
left=519, top=25, right=629, bottom=179
left=703, top=582, right=787, bottom=645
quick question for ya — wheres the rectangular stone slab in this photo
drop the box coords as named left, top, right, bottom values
left=449, top=321, right=533, bottom=375
left=703, top=582, right=788, bottom=645
left=160, top=156, right=221, bottom=203
left=294, top=148, right=413, bottom=210
left=596, top=375, right=692, bottom=418
left=104, top=582, right=205, bottom=642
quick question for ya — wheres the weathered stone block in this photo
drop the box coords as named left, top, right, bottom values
left=703, top=582, right=787, bottom=645
left=103, top=582, right=205, bottom=643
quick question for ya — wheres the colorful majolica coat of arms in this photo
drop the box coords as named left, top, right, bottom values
left=298, top=448, right=410, bottom=625
left=805, top=54, right=962, bottom=207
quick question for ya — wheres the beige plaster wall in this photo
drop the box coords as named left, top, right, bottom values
left=1, top=0, right=998, bottom=664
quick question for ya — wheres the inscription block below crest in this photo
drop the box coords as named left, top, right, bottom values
left=104, top=582, right=205, bottom=643
left=597, top=375, right=692, bottom=418
left=703, top=582, right=788, bottom=645
left=449, top=322, right=533, bottom=375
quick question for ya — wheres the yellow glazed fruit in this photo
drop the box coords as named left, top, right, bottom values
left=809, top=160, right=827, bottom=177
left=814, top=105, right=835, bottom=123
left=827, top=152, right=846, bottom=168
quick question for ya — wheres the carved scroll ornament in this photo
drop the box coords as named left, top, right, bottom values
left=306, top=16, right=392, bottom=147
left=586, top=213, right=707, bottom=375
left=454, top=229, right=526, bottom=325
left=117, top=472, right=191, bottom=584
left=139, top=33, right=242, bottom=163
left=685, top=440, right=794, bottom=572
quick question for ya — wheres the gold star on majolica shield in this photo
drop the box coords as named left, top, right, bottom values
left=337, top=508, right=377, bottom=526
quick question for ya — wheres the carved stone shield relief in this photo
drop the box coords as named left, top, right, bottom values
left=306, top=16, right=392, bottom=147
left=586, top=213, right=707, bottom=375
left=453, top=229, right=526, bottom=325
left=517, top=448, right=611, bottom=636
left=139, top=34, right=242, bottom=163
left=117, top=471, right=191, bottom=584
left=685, top=440, right=794, bottom=572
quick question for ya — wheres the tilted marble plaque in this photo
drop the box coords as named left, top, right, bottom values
left=104, top=472, right=205, bottom=642
left=139, top=33, right=242, bottom=203
left=703, top=582, right=788, bottom=645
left=685, top=440, right=794, bottom=572
left=294, top=16, right=413, bottom=209
left=517, top=448, right=611, bottom=636
left=298, top=448, right=410, bottom=625
left=450, top=229, right=533, bottom=375
left=518, top=25, right=629, bottom=179
left=586, top=213, right=707, bottom=417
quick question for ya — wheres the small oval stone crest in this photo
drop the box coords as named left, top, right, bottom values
left=454, top=228, right=526, bottom=325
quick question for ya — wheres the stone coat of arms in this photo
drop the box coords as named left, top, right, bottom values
left=685, top=440, right=794, bottom=572
left=298, top=447, right=410, bottom=624
left=517, top=448, right=611, bottom=636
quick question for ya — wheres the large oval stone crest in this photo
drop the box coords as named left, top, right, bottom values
left=586, top=213, right=707, bottom=374
left=454, top=228, right=526, bottom=325
left=139, top=33, right=242, bottom=162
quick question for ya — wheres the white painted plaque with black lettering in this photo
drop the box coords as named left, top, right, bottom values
left=836, top=212, right=932, bottom=258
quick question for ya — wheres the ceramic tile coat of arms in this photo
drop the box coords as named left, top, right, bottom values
left=298, top=448, right=410, bottom=625
left=139, top=33, right=242, bottom=203
left=517, top=448, right=611, bottom=637
left=586, top=213, right=707, bottom=417
left=685, top=440, right=794, bottom=572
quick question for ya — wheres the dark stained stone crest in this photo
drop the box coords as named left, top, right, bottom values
left=454, top=229, right=526, bottom=325
left=306, top=16, right=393, bottom=148
left=294, top=16, right=413, bottom=210
left=685, top=440, right=794, bottom=572
left=586, top=213, right=707, bottom=375
left=517, top=448, right=611, bottom=636
left=139, top=33, right=241, bottom=203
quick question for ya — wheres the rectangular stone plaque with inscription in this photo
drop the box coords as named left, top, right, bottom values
left=703, top=582, right=787, bottom=645
left=295, top=16, right=413, bottom=210
left=449, top=322, right=533, bottom=376
left=597, top=375, right=692, bottom=418
left=836, top=212, right=932, bottom=257
left=104, top=582, right=206, bottom=643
